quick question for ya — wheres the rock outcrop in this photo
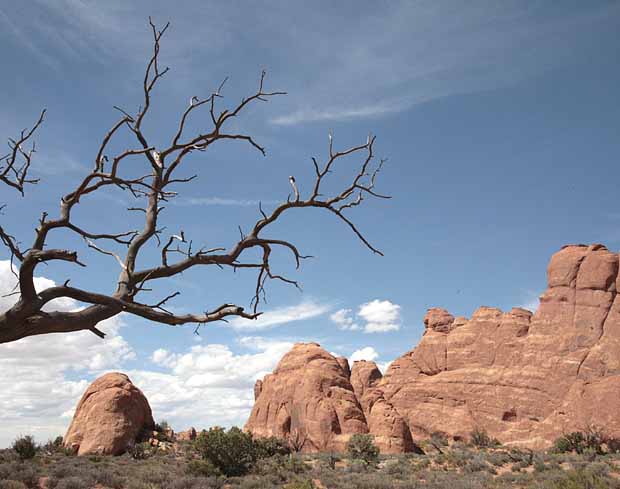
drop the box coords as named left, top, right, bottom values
left=350, top=360, right=419, bottom=453
left=246, top=244, right=620, bottom=451
left=244, top=342, right=367, bottom=451
left=64, top=372, right=154, bottom=455
left=177, top=427, right=197, bottom=442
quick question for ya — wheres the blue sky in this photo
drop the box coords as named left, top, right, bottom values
left=1, top=0, right=619, bottom=446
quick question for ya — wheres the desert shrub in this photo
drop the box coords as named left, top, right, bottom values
left=484, top=450, right=512, bottom=467
left=542, top=467, right=611, bottom=489
left=346, top=434, right=379, bottom=465
left=128, top=441, right=155, bottom=460
left=194, top=426, right=257, bottom=477
left=161, top=477, right=223, bottom=489
left=317, top=451, right=340, bottom=470
left=55, top=478, right=91, bottom=489
left=444, top=448, right=475, bottom=468
left=42, top=436, right=64, bottom=454
left=380, top=456, right=412, bottom=478
left=186, top=459, right=222, bottom=477
left=283, top=481, right=315, bottom=489
left=464, top=454, right=488, bottom=473
left=93, top=469, right=125, bottom=489
left=469, top=428, right=499, bottom=448
left=553, top=427, right=616, bottom=455
left=12, top=435, right=36, bottom=461
left=430, top=431, right=448, bottom=448
left=554, top=432, right=587, bottom=454
left=136, top=466, right=173, bottom=484
left=254, top=436, right=291, bottom=459
left=347, top=458, right=369, bottom=473
left=534, top=459, right=548, bottom=472
left=254, top=454, right=306, bottom=481
left=0, top=482, right=27, bottom=489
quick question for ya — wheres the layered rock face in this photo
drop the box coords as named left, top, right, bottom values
left=64, top=372, right=154, bottom=455
left=245, top=342, right=368, bottom=451
left=246, top=244, right=620, bottom=451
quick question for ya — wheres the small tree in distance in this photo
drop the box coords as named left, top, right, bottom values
left=346, top=433, right=379, bottom=465
left=0, top=18, right=390, bottom=344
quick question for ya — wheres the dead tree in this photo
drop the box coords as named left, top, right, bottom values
left=0, top=19, right=389, bottom=345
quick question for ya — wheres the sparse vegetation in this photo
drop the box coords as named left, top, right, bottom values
left=4, top=430, right=620, bottom=488
left=469, top=427, right=500, bottom=448
left=11, top=435, right=36, bottom=461
left=553, top=426, right=620, bottom=455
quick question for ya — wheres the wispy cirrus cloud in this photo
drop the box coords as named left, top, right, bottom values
left=268, top=2, right=620, bottom=125
left=172, top=197, right=279, bottom=207
left=270, top=100, right=409, bottom=126
left=229, top=300, right=331, bottom=331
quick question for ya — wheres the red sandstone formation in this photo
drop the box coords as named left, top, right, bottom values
left=244, top=342, right=367, bottom=452
left=64, top=372, right=154, bottom=455
left=246, top=244, right=620, bottom=451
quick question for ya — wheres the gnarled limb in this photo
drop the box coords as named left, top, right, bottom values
left=0, top=19, right=390, bottom=344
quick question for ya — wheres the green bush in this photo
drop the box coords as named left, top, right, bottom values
left=186, top=459, right=222, bottom=477
left=12, top=435, right=36, bottom=461
left=553, top=432, right=591, bottom=454
left=42, top=436, right=64, bottom=454
left=346, top=434, right=379, bottom=465
left=194, top=426, right=258, bottom=477
left=128, top=442, right=154, bottom=460
left=254, top=436, right=291, bottom=459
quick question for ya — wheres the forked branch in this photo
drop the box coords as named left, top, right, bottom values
left=0, top=19, right=389, bottom=344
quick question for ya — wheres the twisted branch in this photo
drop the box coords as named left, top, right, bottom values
left=0, top=19, right=389, bottom=344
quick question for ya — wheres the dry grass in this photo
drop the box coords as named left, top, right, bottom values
left=2, top=441, right=620, bottom=489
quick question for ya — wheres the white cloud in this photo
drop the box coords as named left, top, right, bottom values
left=358, top=299, right=401, bottom=333
left=270, top=100, right=407, bottom=126
left=0, top=259, right=309, bottom=446
left=131, top=336, right=293, bottom=431
left=172, top=197, right=279, bottom=207
left=229, top=300, right=331, bottom=331
left=377, top=361, right=392, bottom=374
left=330, top=299, right=402, bottom=333
left=330, top=308, right=360, bottom=331
left=0, top=261, right=134, bottom=447
left=350, top=346, right=379, bottom=363
left=268, top=3, right=619, bottom=126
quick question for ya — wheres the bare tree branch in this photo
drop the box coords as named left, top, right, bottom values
left=0, top=19, right=390, bottom=345
left=0, top=110, right=45, bottom=195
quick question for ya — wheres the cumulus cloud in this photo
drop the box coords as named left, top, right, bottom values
left=358, top=299, right=401, bottom=333
left=330, top=299, right=402, bottom=333
left=377, top=361, right=392, bottom=374
left=330, top=308, right=360, bottom=331
left=0, top=261, right=134, bottom=447
left=350, top=346, right=379, bottom=363
left=229, top=301, right=331, bottom=330
left=134, top=337, right=294, bottom=431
